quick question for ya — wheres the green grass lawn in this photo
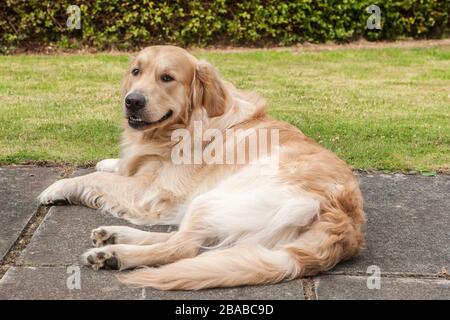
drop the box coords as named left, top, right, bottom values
left=0, top=46, right=449, bottom=172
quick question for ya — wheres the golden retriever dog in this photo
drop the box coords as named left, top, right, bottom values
left=39, top=45, right=365, bottom=290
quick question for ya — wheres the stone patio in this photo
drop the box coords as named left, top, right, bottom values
left=0, top=166, right=448, bottom=300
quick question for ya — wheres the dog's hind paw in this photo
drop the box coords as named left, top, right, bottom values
left=81, top=247, right=120, bottom=271
left=91, top=227, right=116, bottom=247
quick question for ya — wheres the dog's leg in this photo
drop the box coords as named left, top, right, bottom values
left=38, top=172, right=162, bottom=224
left=95, top=159, right=120, bottom=173
left=82, top=197, right=214, bottom=270
left=82, top=231, right=203, bottom=270
left=91, top=226, right=175, bottom=247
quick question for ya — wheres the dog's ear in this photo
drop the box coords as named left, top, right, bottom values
left=191, top=61, right=227, bottom=118
left=121, top=55, right=136, bottom=96
left=121, top=72, right=131, bottom=97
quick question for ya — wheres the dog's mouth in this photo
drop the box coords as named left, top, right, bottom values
left=127, top=110, right=173, bottom=130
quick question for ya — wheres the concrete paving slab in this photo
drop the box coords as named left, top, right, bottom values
left=2, top=168, right=449, bottom=300
left=0, top=166, right=61, bottom=261
left=70, top=167, right=95, bottom=177
left=0, top=266, right=141, bottom=300
left=315, top=275, right=450, bottom=300
left=330, top=174, right=450, bottom=275
left=0, top=266, right=304, bottom=300
left=18, top=206, right=176, bottom=265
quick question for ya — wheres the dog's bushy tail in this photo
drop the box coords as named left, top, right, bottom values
left=117, top=236, right=357, bottom=291
left=118, top=245, right=301, bottom=290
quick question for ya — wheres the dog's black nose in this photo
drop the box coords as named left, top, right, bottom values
left=125, top=93, right=146, bottom=111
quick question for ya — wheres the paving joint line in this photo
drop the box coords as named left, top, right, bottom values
left=2, top=164, right=450, bottom=176
left=13, top=263, right=82, bottom=268
left=323, top=271, right=449, bottom=280
left=0, top=167, right=75, bottom=281
left=0, top=205, right=51, bottom=280
left=302, top=277, right=317, bottom=300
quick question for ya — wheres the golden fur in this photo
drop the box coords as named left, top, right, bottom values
left=39, top=45, right=365, bottom=290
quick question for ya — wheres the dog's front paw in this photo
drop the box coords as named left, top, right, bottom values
left=38, top=179, right=72, bottom=205
left=95, top=159, right=119, bottom=173
left=81, top=247, right=120, bottom=271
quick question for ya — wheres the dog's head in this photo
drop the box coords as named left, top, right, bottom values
left=121, top=45, right=227, bottom=131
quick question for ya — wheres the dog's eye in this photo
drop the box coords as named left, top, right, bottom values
left=161, top=74, right=174, bottom=82
left=131, top=68, right=140, bottom=76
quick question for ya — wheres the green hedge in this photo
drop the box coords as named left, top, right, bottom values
left=1, top=0, right=449, bottom=52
